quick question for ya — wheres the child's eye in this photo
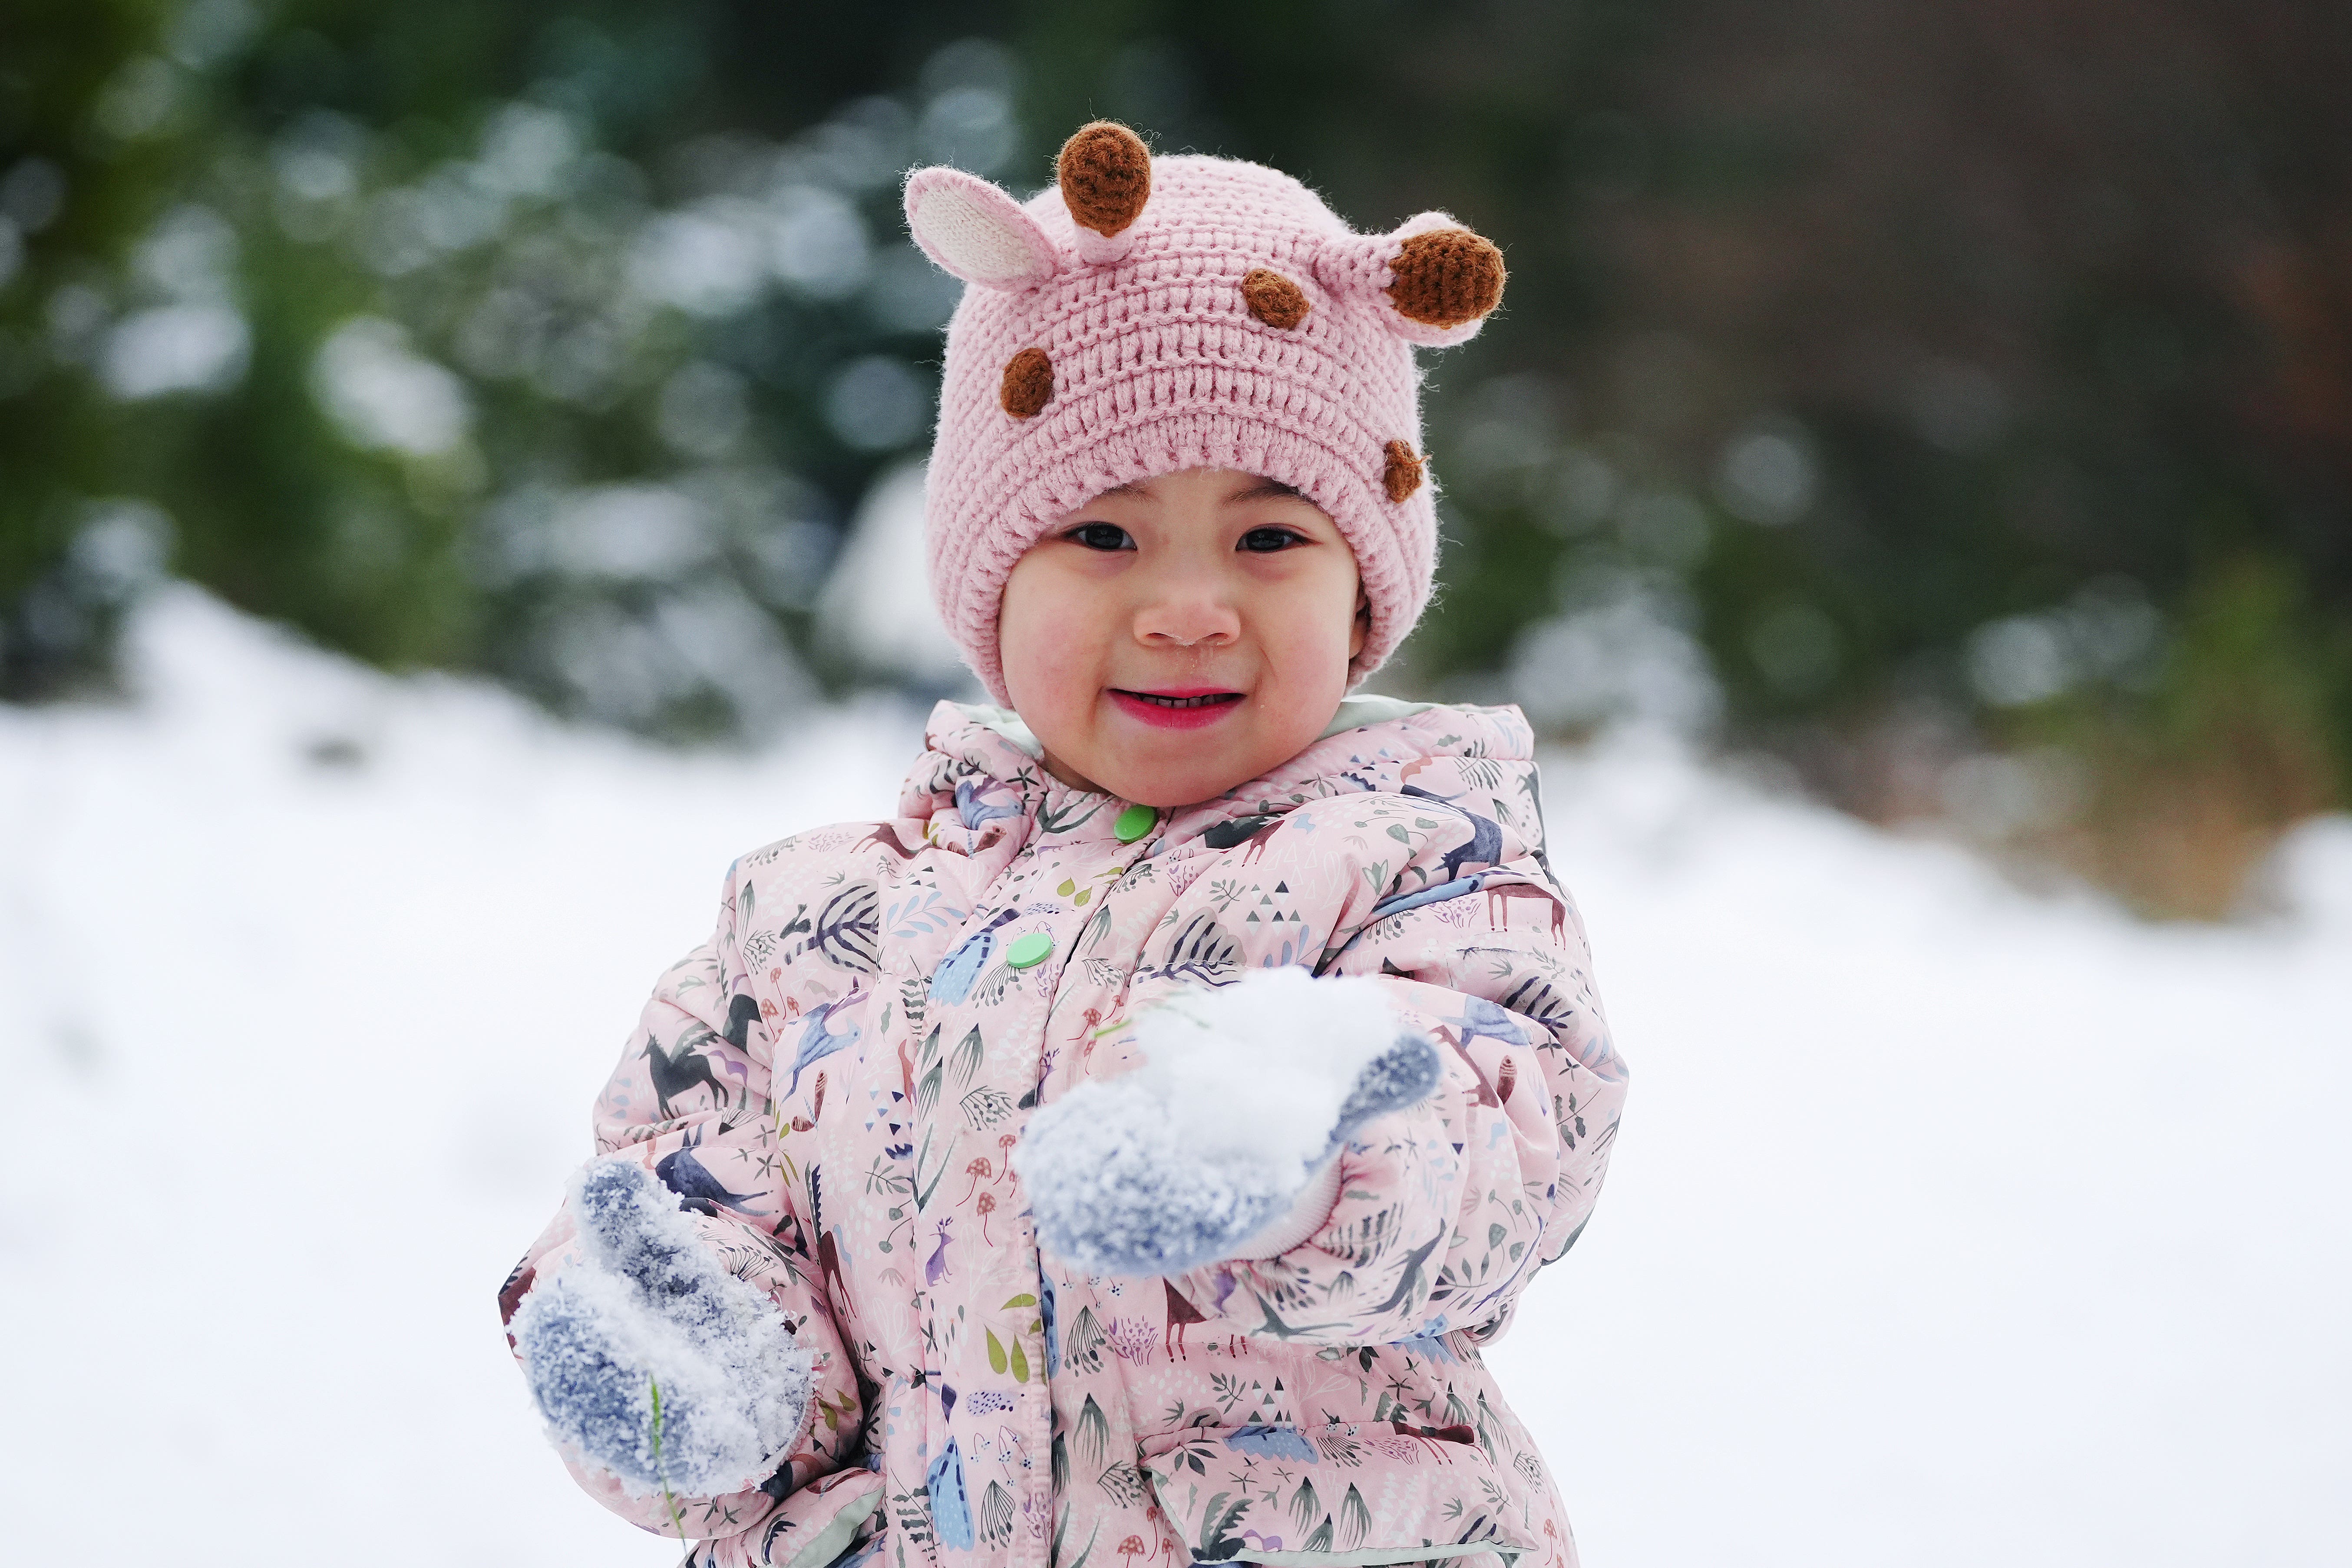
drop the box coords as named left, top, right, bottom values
left=1239, top=527, right=1307, bottom=553
left=1068, top=522, right=1134, bottom=551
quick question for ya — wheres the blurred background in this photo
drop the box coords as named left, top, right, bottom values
left=3, top=6, right=2350, bottom=1563
left=5, top=0, right=2347, bottom=917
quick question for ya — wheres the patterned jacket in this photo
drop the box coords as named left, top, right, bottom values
left=501, top=697, right=1627, bottom=1568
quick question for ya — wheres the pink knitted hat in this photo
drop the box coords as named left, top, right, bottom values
left=904, top=122, right=1506, bottom=703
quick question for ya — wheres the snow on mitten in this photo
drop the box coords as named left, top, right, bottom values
left=1014, top=967, right=1442, bottom=1275
left=509, top=1159, right=814, bottom=1497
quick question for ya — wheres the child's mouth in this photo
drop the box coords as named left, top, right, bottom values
left=1109, top=688, right=1244, bottom=729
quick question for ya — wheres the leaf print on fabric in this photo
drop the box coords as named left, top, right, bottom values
left=928, top=1439, right=974, bottom=1550
left=814, top=883, right=882, bottom=973
left=1311, top=1427, right=1364, bottom=1466
left=1140, top=911, right=1242, bottom=987
left=1074, top=1393, right=1109, bottom=1463
left=916, top=1056, right=945, bottom=1115
left=960, top=1087, right=1017, bottom=1132
left=931, top=909, right=1019, bottom=1004
left=965, top=959, right=1023, bottom=1007
left=948, top=1027, right=985, bottom=1091
left=741, top=901, right=808, bottom=971
left=1073, top=899, right=1116, bottom=957
left=1496, top=973, right=1573, bottom=1032
left=980, top=1480, right=1016, bottom=1548
left=1097, top=1460, right=1147, bottom=1509
left=913, top=1130, right=952, bottom=1213
left=1065, top=1307, right=1105, bottom=1375
left=1193, top=1491, right=1250, bottom=1563
left=1104, top=1317, right=1156, bottom=1364
left=1035, top=794, right=1107, bottom=835
left=887, top=889, right=965, bottom=939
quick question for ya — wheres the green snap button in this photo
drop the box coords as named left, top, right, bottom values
left=1006, top=932, right=1054, bottom=969
left=1113, top=803, right=1158, bottom=843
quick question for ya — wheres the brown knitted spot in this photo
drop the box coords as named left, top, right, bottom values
left=1242, top=268, right=1311, bottom=330
left=1001, top=348, right=1053, bottom=418
left=1386, top=228, right=1506, bottom=327
left=1383, top=440, right=1424, bottom=502
left=1057, top=122, right=1152, bottom=237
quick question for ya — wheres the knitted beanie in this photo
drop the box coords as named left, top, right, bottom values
left=904, top=122, right=1505, bottom=703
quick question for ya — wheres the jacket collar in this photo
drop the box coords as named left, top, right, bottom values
left=897, top=697, right=1537, bottom=857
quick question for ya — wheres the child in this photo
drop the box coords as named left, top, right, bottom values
left=500, top=122, right=1628, bottom=1568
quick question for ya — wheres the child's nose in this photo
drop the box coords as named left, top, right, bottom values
left=1133, top=577, right=1241, bottom=650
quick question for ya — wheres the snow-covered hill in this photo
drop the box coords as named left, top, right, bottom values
left=1, top=588, right=2344, bottom=1564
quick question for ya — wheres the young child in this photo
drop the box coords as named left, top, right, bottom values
left=500, top=122, right=1628, bottom=1568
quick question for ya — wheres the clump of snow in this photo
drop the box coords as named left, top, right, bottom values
left=1014, top=968, right=1438, bottom=1275
left=510, top=1159, right=811, bottom=1497
left=0, top=588, right=2345, bottom=1566
left=1134, top=967, right=1422, bottom=1169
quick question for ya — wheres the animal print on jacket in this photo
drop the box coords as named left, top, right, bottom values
left=501, top=698, right=1627, bottom=1568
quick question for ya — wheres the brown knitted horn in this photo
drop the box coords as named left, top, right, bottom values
left=1058, top=122, right=1152, bottom=238
left=1387, top=228, right=1506, bottom=328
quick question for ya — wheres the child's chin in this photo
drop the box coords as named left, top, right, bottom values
left=1093, top=743, right=1277, bottom=809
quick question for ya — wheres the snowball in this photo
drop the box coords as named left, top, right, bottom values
left=1012, top=968, right=1440, bottom=1275
left=1127, top=967, right=1409, bottom=1174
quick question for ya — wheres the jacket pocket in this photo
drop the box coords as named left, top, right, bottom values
left=1140, top=1423, right=1533, bottom=1568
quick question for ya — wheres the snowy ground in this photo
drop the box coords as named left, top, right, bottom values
left=1, top=588, right=2345, bottom=1565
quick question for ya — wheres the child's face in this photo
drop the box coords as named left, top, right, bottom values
left=998, top=468, right=1368, bottom=808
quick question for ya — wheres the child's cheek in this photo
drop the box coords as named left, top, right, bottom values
left=999, top=557, right=1100, bottom=734
left=1259, top=571, right=1360, bottom=704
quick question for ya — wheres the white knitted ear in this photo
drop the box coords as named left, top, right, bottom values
left=904, top=167, right=1062, bottom=289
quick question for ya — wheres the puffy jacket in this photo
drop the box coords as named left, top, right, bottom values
left=501, top=697, right=1627, bottom=1568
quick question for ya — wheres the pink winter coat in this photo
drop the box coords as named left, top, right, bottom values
left=502, top=697, right=1627, bottom=1568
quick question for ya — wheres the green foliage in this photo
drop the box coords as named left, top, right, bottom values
left=1984, top=555, right=2347, bottom=917
left=1, top=0, right=1009, bottom=728
left=3, top=0, right=2346, bottom=853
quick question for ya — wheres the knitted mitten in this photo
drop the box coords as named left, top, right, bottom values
left=509, top=1159, right=813, bottom=1497
left=1015, top=967, right=1441, bottom=1275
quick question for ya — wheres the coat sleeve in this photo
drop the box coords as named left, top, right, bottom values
left=1121, top=789, right=1627, bottom=1345
left=498, top=860, right=873, bottom=1553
